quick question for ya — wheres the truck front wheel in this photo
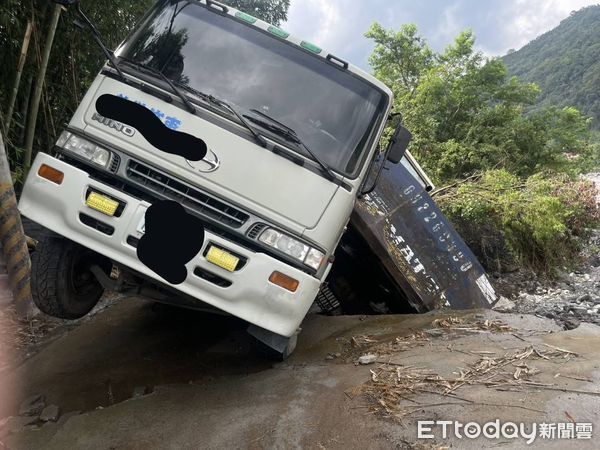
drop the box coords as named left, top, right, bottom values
left=31, top=237, right=105, bottom=319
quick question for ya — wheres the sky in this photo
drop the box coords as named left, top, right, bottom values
left=283, top=0, right=599, bottom=70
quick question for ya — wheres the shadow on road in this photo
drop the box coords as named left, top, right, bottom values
left=11, top=298, right=273, bottom=415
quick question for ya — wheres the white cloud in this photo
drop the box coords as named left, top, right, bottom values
left=285, top=0, right=362, bottom=51
left=498, top=0, right=599, bottom=52
left=282, top=0, right=599, bottom=70
left=433, top=2, right=463, bottom=48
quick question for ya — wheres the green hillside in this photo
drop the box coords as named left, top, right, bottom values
left=503, top=5, right=600, bottom=128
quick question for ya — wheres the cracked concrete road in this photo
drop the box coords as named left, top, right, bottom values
left=2, top=297, right=600, bottom=449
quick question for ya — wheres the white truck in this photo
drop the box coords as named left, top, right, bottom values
left=19, top=0, right=496, bottom=358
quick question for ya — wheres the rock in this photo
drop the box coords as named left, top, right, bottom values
left=358, top=354, right=377, bottom=365
left=325, top=355, right=334, bottom=360
left=493, top=296, right=515, bottom=311
left=570, top=306, right=588, bottom=314
left=578, top=294, right=592, bottom=303
left=563, top=318, right=580, bottom=330
left=0, top=416, right=38, bottom=436
left=39, top=405, right=60, bottom=422
left=18, top=394, right=45, bottom=416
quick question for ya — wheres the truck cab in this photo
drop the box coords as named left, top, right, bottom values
left=19, top=0, right=400, bottom=356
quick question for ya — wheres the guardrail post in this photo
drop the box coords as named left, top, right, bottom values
left=0, top=131, right=34, bottom=317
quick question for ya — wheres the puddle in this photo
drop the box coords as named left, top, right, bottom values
left=14, top=300, right=273, bottom=415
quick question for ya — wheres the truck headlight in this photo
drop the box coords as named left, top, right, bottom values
left=57, top=131, right=111, bottom=168
left=258, top=228, right=325, bottom=270
left=304, top=248, right=325, bottom=270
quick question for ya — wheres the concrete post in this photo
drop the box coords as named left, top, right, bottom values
left=0, top=131, right=34, bottom=317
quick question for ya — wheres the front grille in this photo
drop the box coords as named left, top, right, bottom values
left=126, top=160, right=249, bottom=228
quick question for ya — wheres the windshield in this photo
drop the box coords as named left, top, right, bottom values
left=118, top=1, right=386, bottom=177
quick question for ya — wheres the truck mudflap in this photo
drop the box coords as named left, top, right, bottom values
left=352, top=161, right=498, bottom=312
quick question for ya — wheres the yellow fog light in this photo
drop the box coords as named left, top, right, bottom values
left=206, top=246, right=240, bottom=272
left=86, top=192, right=119, bottom=216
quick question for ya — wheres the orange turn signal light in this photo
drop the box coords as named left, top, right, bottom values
left=38, top=164, right=64, bottom=185
left=269, top=271, right=299, bottom=293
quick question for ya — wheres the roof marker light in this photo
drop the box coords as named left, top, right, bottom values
left=268, top=26, right=290, bottom=39
left=300, top=41, right=322, bottom=54
left=235, top=11, right=257, bottom=23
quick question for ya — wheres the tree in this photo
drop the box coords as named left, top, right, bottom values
left=365, top=23, right=593, bottom=182
left=365, top=23, right=434, bottom=98
left=223, top=0, right=290, bottom=26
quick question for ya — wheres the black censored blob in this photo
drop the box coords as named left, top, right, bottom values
left=95, top=94, right=207, bottom=161
left=137, top=200, right=205, bottom=284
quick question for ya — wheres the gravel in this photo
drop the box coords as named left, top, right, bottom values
left=493, top=172, right=600, bottom=330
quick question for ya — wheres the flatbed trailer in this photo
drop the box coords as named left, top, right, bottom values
left=319, top=154, right=498, bottom=314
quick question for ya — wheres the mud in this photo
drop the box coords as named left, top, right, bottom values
left=2, top=297, right=600, bottom=449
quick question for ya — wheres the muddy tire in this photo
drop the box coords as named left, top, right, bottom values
left=22, top=217, right=57, bottom=242
left=31, top=237, right=104, bottom=319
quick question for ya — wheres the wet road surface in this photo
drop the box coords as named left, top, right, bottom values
left=3, top=296, right=600, bottom=449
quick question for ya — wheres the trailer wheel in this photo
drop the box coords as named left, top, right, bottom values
left=31, top=237, right=105, bottom=319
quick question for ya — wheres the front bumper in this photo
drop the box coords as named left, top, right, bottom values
left=19, top=153, right=321, bottom=337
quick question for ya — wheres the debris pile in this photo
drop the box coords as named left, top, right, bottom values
left=431, top=316, right=512, bottom=333
left=347, top=316, right=513, bottom=365
left=0, top=307, right=63, bottom=351
left=494, top=245, right=600, bottom=330
left=347, top=316, right=590, bottom=421
left=354, top=343, right=578, bottom=421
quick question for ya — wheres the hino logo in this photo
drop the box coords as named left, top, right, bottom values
left=92, top=112, right=136, bottom=137
left=186, top=150, right=220, bottom=173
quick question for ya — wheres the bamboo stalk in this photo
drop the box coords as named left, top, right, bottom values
left=23, top=4, right=62, bottom=170
left=4, top=20, right=33, bottom=136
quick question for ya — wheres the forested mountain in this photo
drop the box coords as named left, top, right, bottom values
left=503, top=5, right=600, bottom=128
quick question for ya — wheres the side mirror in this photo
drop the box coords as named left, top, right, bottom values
left=386, top=125, right=412, bottom=164
left=52, top=0, right=78, bottom=5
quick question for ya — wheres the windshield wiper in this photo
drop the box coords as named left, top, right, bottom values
left=119, top=58, right=197, bottom=114
left=244, top=110, right=337, bottom=181
left=246, top=109, right=300, bottom=142
left=176, top=85, right=267, bottom=148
